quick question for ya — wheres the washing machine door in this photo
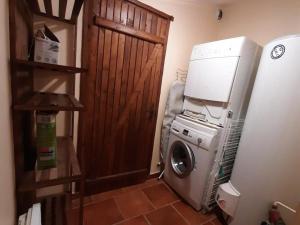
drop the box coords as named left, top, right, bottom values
left=170, top=141, right=195, bottom=178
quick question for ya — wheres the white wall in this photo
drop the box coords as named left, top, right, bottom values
left=0, top=0, right=16, bottom=224
left=140, top=0, right=218, bottom=173
left=217, top=0, right=300, bottom=45
left=35, top=0, right=78, bottom=137
left=34, top=0, right=80, bottom=198
left=34, top=16, right=75, bottom=137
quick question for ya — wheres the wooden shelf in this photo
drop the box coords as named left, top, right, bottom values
left=13, top=59, right=87, bottom=74
left=27, top=0, right=85, bottom=24
left=14, top=92, right=84, bottom=111
left=18, top=137, right=81, bottom=192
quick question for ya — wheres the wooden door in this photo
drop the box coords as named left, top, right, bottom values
left=79, top=0, right=173, bottom=194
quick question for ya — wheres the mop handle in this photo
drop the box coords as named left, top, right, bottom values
left=273, top=201, right=297, bottom=214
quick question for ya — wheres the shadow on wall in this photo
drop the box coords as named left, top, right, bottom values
left=33, top=16, right=76, bottom=137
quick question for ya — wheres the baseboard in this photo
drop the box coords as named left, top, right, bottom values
left=148, top=171, right=161, bottom=179
left=85, top=169, right=148, bottom=195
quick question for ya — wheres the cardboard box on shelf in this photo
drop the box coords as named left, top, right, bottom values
left=34, top=25, right=60, bottom=64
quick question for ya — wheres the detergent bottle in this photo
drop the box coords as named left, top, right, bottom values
left=269, top=204, right=286, bottom=225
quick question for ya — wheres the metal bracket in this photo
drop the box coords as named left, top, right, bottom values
left=273, top=201, right=297, bottom=214
left=227, top=111, right=233, bottom=118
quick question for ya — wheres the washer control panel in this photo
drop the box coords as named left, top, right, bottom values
left=171, top=120, right=216, bottom=150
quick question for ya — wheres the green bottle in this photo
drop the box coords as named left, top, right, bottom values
left=36, top=111, right=57, bottom=170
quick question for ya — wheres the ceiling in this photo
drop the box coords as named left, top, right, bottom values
left=212, top=0, right=237, bottom=3
left=202, top=0, right=238, bottom=6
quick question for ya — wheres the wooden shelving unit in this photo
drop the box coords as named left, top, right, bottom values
left=9, top=0, right=86, bottom=224
left=13, top=59, right=87, bottom=74
left=40, top=195, right=70, bottom=225
left=18, top=137, right=81, bottom=192
left=14, top=92, right=84, bottom=111
left=27, top=0, right=84, bottom=24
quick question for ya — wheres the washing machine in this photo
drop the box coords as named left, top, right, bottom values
left=164, top=116, right=220, bottom=210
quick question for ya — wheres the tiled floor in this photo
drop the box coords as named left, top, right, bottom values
left=75, top=179, right=222, bottom=225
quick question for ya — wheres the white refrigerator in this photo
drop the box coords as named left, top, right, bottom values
left=224, top=35, right=300, bottom=225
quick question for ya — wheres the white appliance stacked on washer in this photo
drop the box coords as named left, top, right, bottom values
left=163, top=37, right=262, bottom=211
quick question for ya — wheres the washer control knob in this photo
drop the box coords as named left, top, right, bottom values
left=197, top=138, right=202, bottom=145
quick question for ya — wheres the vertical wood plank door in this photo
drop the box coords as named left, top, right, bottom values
left=79, top=0, right=173, bottom=194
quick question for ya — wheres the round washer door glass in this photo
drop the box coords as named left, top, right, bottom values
left=170, top=141, right=195, bottom=178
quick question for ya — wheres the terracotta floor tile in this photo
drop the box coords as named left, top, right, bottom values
left=142, top=183, right=178, bottom=208
left=84, top=199, right=123, bottom=225
left=139, top=179, right=163, bottom=190
left=115, top=216, right=149, bottom=225
left=122, top=179, right=162, bottom=193
left=72, top=196, right=93, bottom=208
left=114, top=190, right=154, bottom=219
left=145, top=205, right=188, bottom=225
left=89, top=189, right=124, bottom=204
left=121, top=184, right=144, bottom=193
left=173, top=201, right=214, bottom=225
left=211, top=218, right=222, bottom=225
left=83, top=180, right=220, bottom=225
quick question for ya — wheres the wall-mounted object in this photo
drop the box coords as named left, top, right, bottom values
left=216, top=182, right=240, bottom=217
left=225, top=34, right=300, bottom=225
left=217, top=9, right=223, bottom=21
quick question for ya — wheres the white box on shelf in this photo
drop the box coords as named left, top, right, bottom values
left=34, top=37, right=59, bottom=64
left=34, top=25, right=60, bottom=64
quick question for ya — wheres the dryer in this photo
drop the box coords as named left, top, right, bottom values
left=183, top=36, right=261, bottom=127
